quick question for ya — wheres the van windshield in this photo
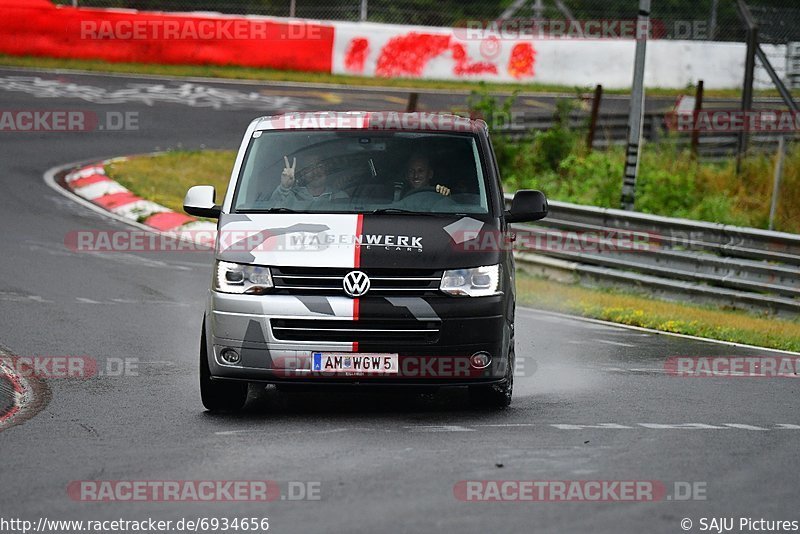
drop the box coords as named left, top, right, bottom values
left=232, top=130, right=491, bottom=215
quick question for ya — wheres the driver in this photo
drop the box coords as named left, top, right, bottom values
left=400, top=153, right=451, bottom=199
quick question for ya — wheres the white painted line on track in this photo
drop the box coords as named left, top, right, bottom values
left=405, top=425, right=475, bottom=432
left=215, top=430, right=258, bottom=436
left=212, top=422, right=800, bottom=436
left=315, top=428, right=352, bottom=434
left=214, top=427, right=373, bottom=436
left=473, top=423, right=537, bottom=428
left=519, top=308, right=800, bottom=356
left=549, top=423, right=637, bottom=430
left=595, top=339, right=637, bottom=348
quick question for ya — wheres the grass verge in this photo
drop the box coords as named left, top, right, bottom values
left=106, top=150, right=800, bottom=352
left=106, top=150, right=235, bottom=214
left=0, top=54, right=776, bottom=98
left=517, top=275, right=800, bottom=352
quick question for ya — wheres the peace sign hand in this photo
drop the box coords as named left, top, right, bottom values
left=281, top=156, right=297, bottom=188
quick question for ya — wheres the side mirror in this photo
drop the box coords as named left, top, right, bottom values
left=505, top=190, right=548, bottom=223
left=183, top=185, right=221, bottom=219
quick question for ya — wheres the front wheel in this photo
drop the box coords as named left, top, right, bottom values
left=200, top=320, right=248, bottom=412
left=469, top=344, right=514, bottom=409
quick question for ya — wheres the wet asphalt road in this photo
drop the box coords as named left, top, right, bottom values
left=0, top=67, right=798, bottom=533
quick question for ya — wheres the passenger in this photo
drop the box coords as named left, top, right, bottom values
left=270, top=155, right=348, bottom=206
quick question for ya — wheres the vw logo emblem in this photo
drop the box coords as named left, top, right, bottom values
left=343, top=270, right=370, bottom=298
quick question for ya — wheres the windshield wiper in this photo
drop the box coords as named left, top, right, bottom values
left=367, top=208, right=467, bottom=217
left=239, top=207, right=301, bottom=214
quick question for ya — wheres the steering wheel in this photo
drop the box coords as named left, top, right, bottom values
left=402, top=187, right=442, bottom=199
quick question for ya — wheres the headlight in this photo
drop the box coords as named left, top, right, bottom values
left=440, top=264, right=502, bottom=297
left=214, top=260, right=273, bottom=294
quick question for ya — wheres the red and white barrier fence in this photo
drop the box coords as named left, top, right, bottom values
left=0, top=0, right=333, bottom=73
left=0, top=0, right=782, bottom=88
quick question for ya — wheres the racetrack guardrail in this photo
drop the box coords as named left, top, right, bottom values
left=505, top=195, right=800, bottom=315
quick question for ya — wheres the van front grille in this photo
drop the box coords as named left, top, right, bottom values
left=271, top=318, right=440, bottom=344
left=271, top=267, right=442, bottom=296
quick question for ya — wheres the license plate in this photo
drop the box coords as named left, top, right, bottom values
left=311, top=352, right=398, bottom=375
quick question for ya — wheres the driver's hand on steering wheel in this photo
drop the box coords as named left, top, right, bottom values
left=435, top=184, right=451, bottom=196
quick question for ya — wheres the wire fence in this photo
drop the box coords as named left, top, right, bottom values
left=51, top=0, right=800, bottom=43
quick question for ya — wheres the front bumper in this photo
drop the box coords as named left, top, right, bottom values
left=206, top=291, right=511, bottom=385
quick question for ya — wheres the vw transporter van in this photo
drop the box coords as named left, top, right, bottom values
left=184, top=112, right=548, bottom=411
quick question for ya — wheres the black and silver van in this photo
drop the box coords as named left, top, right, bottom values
left=184, top=112, right=548, bottom=411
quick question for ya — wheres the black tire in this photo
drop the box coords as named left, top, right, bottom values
left=469, top=344, right=514, bottom=409
left=200, top=320, right=248, bottom=412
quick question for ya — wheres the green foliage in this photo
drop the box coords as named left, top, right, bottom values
left=467, top=83, right=522, bottom=178
left=529, top=99, right=578, bottom=172
left=468, top=85, right=800, bottom=233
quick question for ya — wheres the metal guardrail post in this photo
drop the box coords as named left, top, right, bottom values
left=736, top=0, right=758, bottom=175
left=691, top=80, right=704, bottom=158
left=620, top=0, right=650, bottom=211
left=586, top=84, right=602, bottom=152
left=405, top=92, right=418, bottom=112
left=709, top=0, right=719, bottom=40
left=754, top=45, right=800, bottom=114
left=769, top=136, right=786, bottom=231
left=788, top=43, right=800, bottom=91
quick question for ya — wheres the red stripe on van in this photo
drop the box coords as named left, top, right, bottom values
left=354, top=213, right=364, bottom=268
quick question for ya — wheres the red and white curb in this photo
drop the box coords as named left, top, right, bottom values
left=0, top=357, right=26, bottom=427
left=0, top=349, right=50, bottom=432
left=62, top=158, right=216, bottom=241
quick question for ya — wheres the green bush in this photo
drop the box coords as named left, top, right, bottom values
left=529, top=99, right=578, bottom=173
left=466, top=84, right=521, bottom=175
left=467, top=86, right=800, bottom=233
